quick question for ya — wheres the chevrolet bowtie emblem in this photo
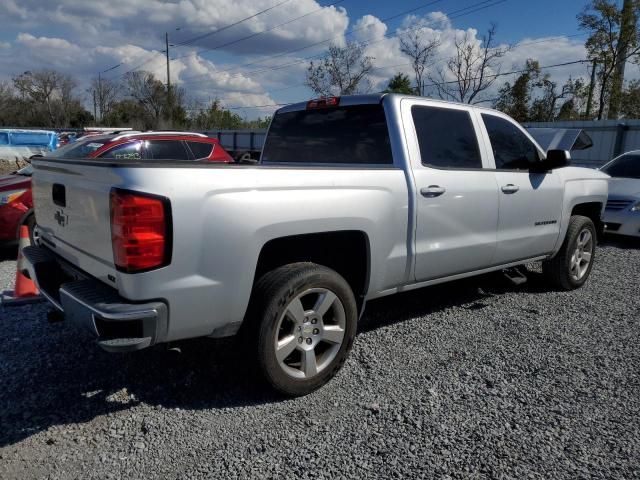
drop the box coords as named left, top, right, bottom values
left=54, top=209, right=68, bottom=227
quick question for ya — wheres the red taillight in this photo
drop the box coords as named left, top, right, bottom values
left=306, top=96, right=340, bottom=109
left=110, top=189, right=171, bottom=273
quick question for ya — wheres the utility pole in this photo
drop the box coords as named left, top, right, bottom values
left=586, top=59, right=597, bottom=119
left=92, top=89, right=97, bottom=123
left=97, top=72, right=102, bottom=123
left=165, top=31, right=172, bottom=123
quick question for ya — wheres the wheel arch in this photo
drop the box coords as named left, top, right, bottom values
left=253, top=230, right=371, bottom=314
left=571, top=201, right=605, bottom=240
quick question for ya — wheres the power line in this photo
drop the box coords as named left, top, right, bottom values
left=420, top=59, right=590, bottom=89
left=108, top=0, right=494, bottom=82
left=172, top=0, right=294, bottom=48
left=179, top=0, right=504, bottom=86
left=253, top=48, right=590, bottom=102
left=100, top=63, right=122, bottom=74
left=172, top=0, right=348, bottom=61
left=109, top=28, right=181, bottom=79
left=111, top=0, right=345, bottom=80
left=181, top=26, right=585, bottom=99
left=208, top=58, right=590, bottom=110
left=178, top=0, right=451, bottom=82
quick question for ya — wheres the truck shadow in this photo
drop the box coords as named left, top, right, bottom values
left=0, top=245, right=17, bottom=261
left=0, top=267, right=547, bottom=447
left=601, top=235, right=640, bottom=249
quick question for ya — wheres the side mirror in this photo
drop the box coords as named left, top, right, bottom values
left=535, top=149, right=570, bottom=171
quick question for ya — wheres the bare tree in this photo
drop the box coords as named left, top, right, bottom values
left=429, top=25, right=508, bottom=104
left=529, top=75, right=584, bottom=122
left=399, top=27, right=440, bottom=96
left=0, top=81, right=13, bottom=118
left=89, top=76, right=120, bottom=123
left=124, top=71, right=166, bottom=125
left=13, top=70, right=60, bottom=126
left=306, top=42, right=374, bottom=96
left=57, top=74, right=79, bottom=126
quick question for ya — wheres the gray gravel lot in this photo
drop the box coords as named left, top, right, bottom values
left=1, top=240, right=639, bottom=479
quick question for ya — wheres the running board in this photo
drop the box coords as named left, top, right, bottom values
left=97, top=337, right=153, bottom=353
left=502, top=267, right=528, bottom=285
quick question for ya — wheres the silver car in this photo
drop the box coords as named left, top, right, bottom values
left=601, top=151, right=640, bottom=238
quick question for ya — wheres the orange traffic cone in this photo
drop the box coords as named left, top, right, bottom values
left=1, top=225, right=44, bottom=306
left=14, top=225, right=39, bottom=297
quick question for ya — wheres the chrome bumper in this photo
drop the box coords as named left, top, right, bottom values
left=22, top=246, right=168, bottom=352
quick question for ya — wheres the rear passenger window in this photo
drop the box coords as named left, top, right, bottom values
left=187, top=141, right=214, bottom=159
left=482, top=114, right=539, bottom=170
left=100, top=141, right=143, bottom=160
left=411, top=106, right=482, bottom=169
left=146, top=140, right=190, bottom=160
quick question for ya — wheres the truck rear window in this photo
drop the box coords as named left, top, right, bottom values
left=261, top=104, right=392, bottom=165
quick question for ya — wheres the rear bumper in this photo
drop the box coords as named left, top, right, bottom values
left=22, top=245, right=168, bottom=352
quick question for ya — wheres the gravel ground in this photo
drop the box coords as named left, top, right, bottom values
left=1, top=240, right=639, bottom=479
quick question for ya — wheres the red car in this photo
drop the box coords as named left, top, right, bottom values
left=0, top=132, right=233, bottom=245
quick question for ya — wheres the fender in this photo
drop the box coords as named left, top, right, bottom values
left=552, top=169, right=609, bottom=255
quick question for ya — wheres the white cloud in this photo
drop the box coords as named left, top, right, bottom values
left=17, top=33, right=79, bottom=51
left=0, top=3, right=597, bottom=118
left=354, top=12, right=590, bottom=102
left=353, top=15, right=387, bottom=43
left=2, top=0, right=349, bottom=54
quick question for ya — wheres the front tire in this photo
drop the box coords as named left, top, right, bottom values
left=246, top=263, right=357, bottom=396
left=542, top=215, right=596, bottom=290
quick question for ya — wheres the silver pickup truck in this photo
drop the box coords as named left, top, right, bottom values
left=24, top=94, right=608, bottom=396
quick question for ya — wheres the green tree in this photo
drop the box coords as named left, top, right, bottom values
left=620, top=79, right=640, bottom=117
left=494, top=60, right=539, bottom=122
left=188, top=99, right=244, bottom=130
left=494, top=59, right=587, bottom=121
left=578, top=0, right=640, bottom=119
left=9, top=70, right=91, bottom=128
left=243, top=116, right=272, bottom=129
left=102, top=99, right=153, bottom=129
left=383, top=73, right=415, bottom=94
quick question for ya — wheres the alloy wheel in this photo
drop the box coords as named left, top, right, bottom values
left=273, top=288, right=346, bottom=379
left=569, top=228, right=593, bottom=281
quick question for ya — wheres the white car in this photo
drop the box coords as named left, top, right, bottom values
left=601, top=151, right=640, bottom=238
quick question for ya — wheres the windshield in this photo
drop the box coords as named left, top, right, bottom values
left=602, top=153, right=640, bottom=179
left=48, top=139, right=108, bottom=159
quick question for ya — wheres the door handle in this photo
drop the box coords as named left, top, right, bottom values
left=420, top=185, right=446, bottom=198
left=501, top=184, right=519, bottom=194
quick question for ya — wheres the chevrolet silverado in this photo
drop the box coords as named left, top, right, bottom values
left=24, top=94, right=608, bottom=396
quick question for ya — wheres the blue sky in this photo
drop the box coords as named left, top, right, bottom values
left=0, top=0, right=604, bottom=117
left=343, top=0, right=585, bottom=42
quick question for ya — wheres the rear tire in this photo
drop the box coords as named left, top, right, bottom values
left=245, top=262, right=357, bottom=396
left=235, top=151, right=255, bottom=163
left=542, top=215, right=596, bottom=290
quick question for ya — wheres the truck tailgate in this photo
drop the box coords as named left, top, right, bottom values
left=32, top=159, right=120, bottom=284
